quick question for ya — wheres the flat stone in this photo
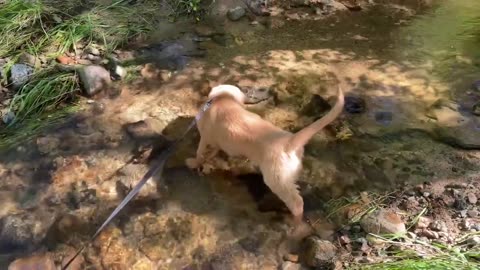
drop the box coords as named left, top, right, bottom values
left=77, top=65, right=111, bottom=96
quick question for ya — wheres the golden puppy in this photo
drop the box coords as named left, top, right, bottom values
left=186, top=84, right=344, bottom=233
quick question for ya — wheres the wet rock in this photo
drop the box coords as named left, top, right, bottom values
left=77, top=65, right=111, bottom=96
left=45, top=214, right=87, bottom=246
left=467, top=193, right=478, bottom=204
left=0, top=212, right=55, bottom=253
left=345, top=95, right=366, bottom=114
left=303, top=94, right=332, bottom=118
left=472, top=103, right=480, bottom=116
left=360, top=208, right=406, bottom=235
left=227, top=6, right=246, bottom=21
left=18, top=52, right=40, bottom=68
left=116, top=163, right=160, bottom=199
left=95, top=227, right=133, bottom=269
left=9, top=64, right=34, bottom=90
left=8, top=253, right=56, bottom=270
left=467, top=236, right=480, bottom=246
left=124, top=120, right=161, bottom=141
left=433, top=125, right=480, bottom=150
left=415, top=216, right=431, bottom=230
left=194, top=25, right=219, bottom=37
left=301, top=236, right=338, bottom=269
left=429, top=220, right=448, bottom=232
left=36, top=136, right=61, bottom=155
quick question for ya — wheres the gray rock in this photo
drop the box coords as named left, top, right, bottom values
left=301, top=236, right=337, bottom=269
left=360, top=208, right=406, bottom=235
left=0, top=212, right=55, bottom=253
left=77, top=65, right=111, bottom=96
left=9, top=63, right=34, bottom=89
left=227, top=6, right=246, bottom=21
left=2, top=110, right=15, bottom=125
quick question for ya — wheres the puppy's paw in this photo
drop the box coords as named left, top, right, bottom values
left=185, top=158, right=199, bottom=169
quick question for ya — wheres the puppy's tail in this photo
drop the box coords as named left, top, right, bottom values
left=286, top=86, right=345, bottom=152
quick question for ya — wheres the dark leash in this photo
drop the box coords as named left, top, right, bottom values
left=61, top=99, right=214, bottom=270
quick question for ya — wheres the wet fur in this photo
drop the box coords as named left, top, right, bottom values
left=186, top=84, right=345, bottom=236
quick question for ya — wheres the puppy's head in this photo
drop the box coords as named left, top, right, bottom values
left=208, top=84, right=246, bottom=104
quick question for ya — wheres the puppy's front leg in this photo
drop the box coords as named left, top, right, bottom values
left=186, top=136, right=209, bottom=169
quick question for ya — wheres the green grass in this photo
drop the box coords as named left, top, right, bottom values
left=7, top=69, right=79, bottom=125
left=0, top=105, right=79, bottom=151
left=355, top=256, right=480, bottom=270
left=0, top=0, right=48, bottom=57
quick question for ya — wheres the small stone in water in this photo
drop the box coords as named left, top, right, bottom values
left=374, top=111, right=393, bottom=125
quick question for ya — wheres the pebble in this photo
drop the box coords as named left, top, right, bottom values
left=467, top=210, right=479, bottom=218
left=415, top=216, right=431, bottom=230
left=86, top=46, right=100, bottom=56
left=281, top=261, right=302, bottom=270
left=467, top=193, right=478, bottom=204
left=227, top=6, right=246, bottom=21
left=360, top=208, right=406, bottom=235
left=301, top=236, right=337, bottom=269
left=429, top=220, right=448, bottom=232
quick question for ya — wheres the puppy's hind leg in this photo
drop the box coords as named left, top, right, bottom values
left=261, top=165, right=312, bottom=241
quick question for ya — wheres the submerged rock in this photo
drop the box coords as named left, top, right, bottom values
left=303, top=94, right=332, bottom=117
left=8, top=253, right=56, bottom=270
left=0, top=212, right=55, bottom=253
left=77, top=65, right=111, bottom=96
left=345, top=95, right=366, bottom=114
